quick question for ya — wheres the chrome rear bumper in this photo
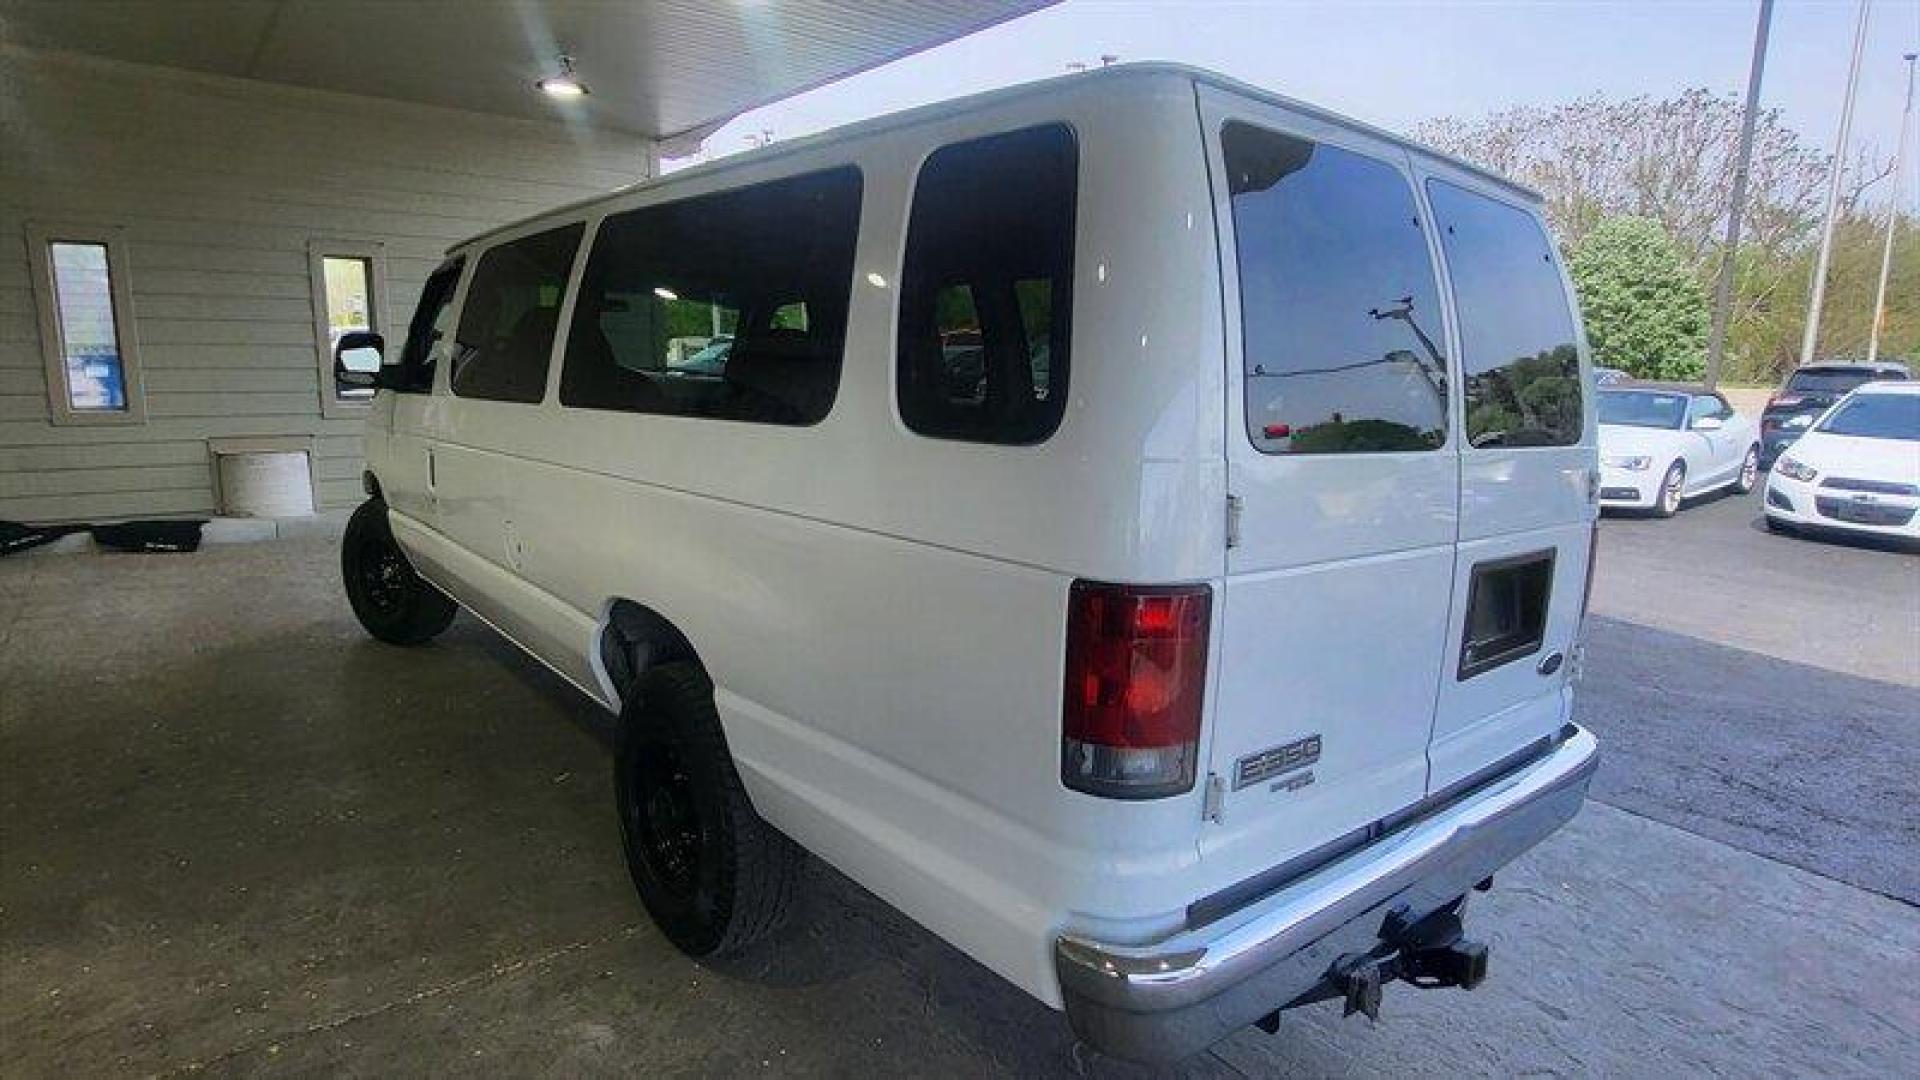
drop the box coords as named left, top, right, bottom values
left=1055, top=724, right=1599, bottom=1062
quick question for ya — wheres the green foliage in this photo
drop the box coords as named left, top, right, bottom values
left=1465, top=345, right=1582, bottom=445
left=1568, top=217, right=1709, bottom=380
left=1288, top=417, right=1440, bottom=453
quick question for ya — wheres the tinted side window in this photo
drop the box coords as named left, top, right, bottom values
left=394, top=258, right=463, bottom=393
left=1427, top=181, right=1581, bottom=447
left=899, top=125, right=1075, bottom=444
left=1223, top=123, right=1448, bottom=454
left=560, top=167, right=862, bottom=426
left=451, top=223, right=583, bottom=403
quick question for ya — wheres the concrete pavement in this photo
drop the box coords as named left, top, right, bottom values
left=2, top=504, right=1916, bottom=1077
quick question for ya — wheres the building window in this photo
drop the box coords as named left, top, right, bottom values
left=309, top=241, right=390, bottom=417
left=560, top=167, right=861, bottom=425
left=1222, top=122, right=1449, bottom=454
left=26, top=223, right=146, bottom=425
left=897, top=125, right=1076, bottom=445
left=452, top=223, right=585, bottom=404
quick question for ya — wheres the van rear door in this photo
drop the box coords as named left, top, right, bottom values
left=1197, top=88, right=1460, bottom=883
left=1419, top=176, right=1594, bottom=791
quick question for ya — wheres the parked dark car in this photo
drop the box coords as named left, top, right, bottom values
left=1759, top=361, right=1910, bottom=468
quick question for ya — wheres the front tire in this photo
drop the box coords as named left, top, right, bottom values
left=616, top=662, right=802, bottom=957
left=1654, top=461, right=1686, bottom=518
left=341, top=498, right=456, bottom=645
left=1735, top=445, right=1760, bottom=495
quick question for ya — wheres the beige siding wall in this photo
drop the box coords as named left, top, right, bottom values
left=0, top=47, right=650, bottom=521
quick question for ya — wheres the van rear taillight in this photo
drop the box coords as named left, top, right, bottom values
left=1061, top=581, right=1210, bottom=799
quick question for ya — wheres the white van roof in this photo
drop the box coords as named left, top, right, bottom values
left=451, top=61, right=1541, bottom=254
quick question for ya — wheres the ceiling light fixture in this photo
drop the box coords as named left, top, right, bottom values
left=536, top=54, right=589, bottom=98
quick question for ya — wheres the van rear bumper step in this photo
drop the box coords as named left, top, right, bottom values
left=1054, top=724, right=1599, bottom=1063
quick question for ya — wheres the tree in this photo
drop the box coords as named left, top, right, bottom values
left=1568, top=216, right=1709, bottom=380
left=1420, top=88, right=1913, bottom=384
left=1416, top=90, right=1826, bottom=268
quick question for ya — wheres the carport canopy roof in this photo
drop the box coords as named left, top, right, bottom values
left=2, top=0, right=1055, bottom=148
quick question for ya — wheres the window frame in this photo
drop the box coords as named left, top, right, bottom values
left=308, top=239, right=392, bottom=419
left=1422, top=178, right=1585, bottom=451
left=557, top=166, right=863, bottom=426
left=449, top=222, right=585, bottom=406
left=25, top=222, right=147, bottom=426
left=895, top=122, right=1079, bottom=446
left=1217, top=119, right=1455, bottom=457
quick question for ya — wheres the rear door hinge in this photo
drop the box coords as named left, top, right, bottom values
left=1225, top=494, right=1243, bottom=550
left=1202, top=773, right=1226, bottom=824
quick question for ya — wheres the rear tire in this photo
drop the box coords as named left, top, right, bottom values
left=615, top=662, right=802, bottom=957
left=341, top=498, right=456, bottom=645
left=1654, top=461, right=1686, bottom=518
left=1734, top=445, right=1760, bottom=495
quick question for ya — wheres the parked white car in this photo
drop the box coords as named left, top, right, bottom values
left=1597, top=384, right=1760, bottom=516
left=1764, top=381, right=1920, bottom=540
left=331, top=65, right=1600, bottom=1063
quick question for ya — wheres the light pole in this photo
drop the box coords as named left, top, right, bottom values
left=1867, top=51, right=1917, bottom=364
left=1800, top=0, right=1873, bottom=369
left=1705, top=0, right=1774, bottom=390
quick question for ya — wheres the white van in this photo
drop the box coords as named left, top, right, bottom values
left=334, top=64, right=1600, bottom=1062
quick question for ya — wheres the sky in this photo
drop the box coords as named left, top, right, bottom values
left=684, top=0, right=1920, bottom=210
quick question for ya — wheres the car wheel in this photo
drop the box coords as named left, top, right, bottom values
left=616, top=662, right=802, bottom=957
left=340, top=498, right=456, bottom=645
left=1735, top=445, right=1760, bottom=495
left=1654, top=461, right=1686, bottom=518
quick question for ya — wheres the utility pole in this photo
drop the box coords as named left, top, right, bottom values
left=1706, top=0, right=1775, bottom=389
left=1867, top=51, right=1917, bottom=364
left=1800, top=0, right=1873, bottom=368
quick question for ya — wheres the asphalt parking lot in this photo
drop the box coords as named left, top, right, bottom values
left=2, top=490, right=1916, bottom=1078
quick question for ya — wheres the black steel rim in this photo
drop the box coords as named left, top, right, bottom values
left=358, top=536, right=410, bottom=616
left=628, top=741, right=702, bottom=898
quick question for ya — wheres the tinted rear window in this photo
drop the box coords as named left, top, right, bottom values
left=898, top=125, right=1076, bottom=445
left=1786, top=369, right=1900, bottom=394
left=1427, top=181, right=1582, bottom=448
left=560, top=167, right=862, bottom=426
left=1223, top=122, right=1448, bottom=454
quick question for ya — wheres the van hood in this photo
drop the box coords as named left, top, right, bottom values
left=1783, top=432, right=1920, bottom=484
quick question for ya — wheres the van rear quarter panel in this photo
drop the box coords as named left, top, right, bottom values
left=406, top=72, right=1231, bottom=1005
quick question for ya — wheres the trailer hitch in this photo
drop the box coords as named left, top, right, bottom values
left=1324, top=902, right=1491, bottom=1022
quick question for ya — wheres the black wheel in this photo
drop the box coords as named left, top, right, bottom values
left=616, top=662, right=802, bottom=957
left=340, top=498, right=455, bottom=645
left=1654, top=461, right=1686, bottom=518
left=1734, top=445, right=1760, bottom=495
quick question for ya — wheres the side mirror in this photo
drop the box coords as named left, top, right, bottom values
left=333, top=330, right=386, bottom=390
left=1692, top=415, right=1724, bottom=432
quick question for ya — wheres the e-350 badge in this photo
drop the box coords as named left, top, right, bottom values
left=1234, top=734, right=1322, bottom=791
